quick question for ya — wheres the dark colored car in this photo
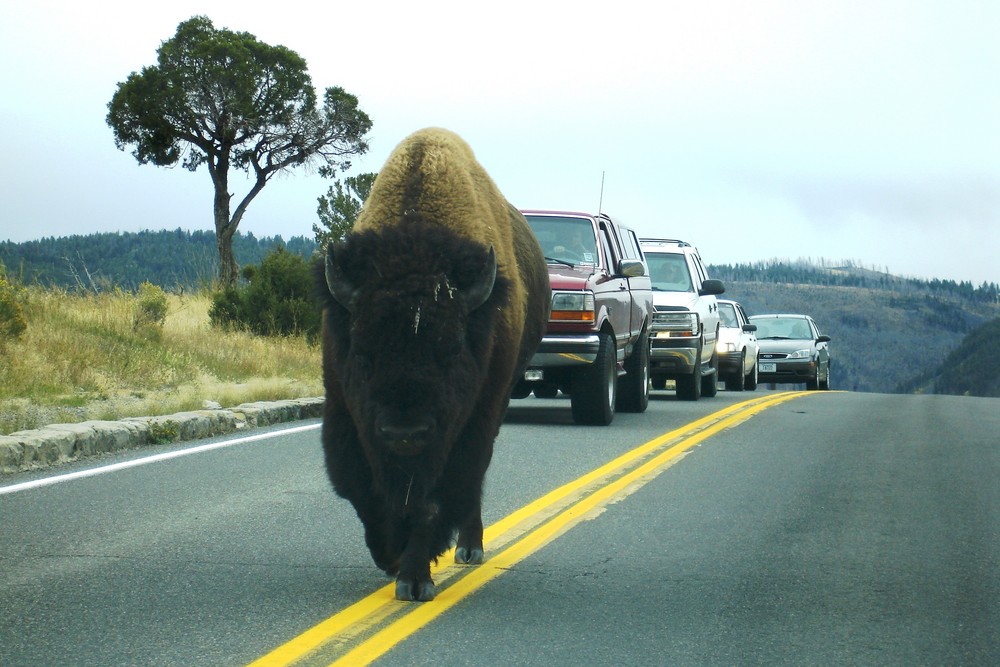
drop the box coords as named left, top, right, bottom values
left=748, top=314, right=831, bottom=390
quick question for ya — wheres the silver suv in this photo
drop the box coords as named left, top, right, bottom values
left=640, top=238, right=725, bottom=400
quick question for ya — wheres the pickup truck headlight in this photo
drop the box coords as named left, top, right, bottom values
left=786, top=348, right=813, bottom=359
left=652, top=310, right=699, bottom=337
left=550, top=291, right=595, bottom=323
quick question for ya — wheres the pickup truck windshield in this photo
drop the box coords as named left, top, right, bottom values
left=525, top=215, right=598, bottom=265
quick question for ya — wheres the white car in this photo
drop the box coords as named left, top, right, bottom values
left=716, top=299, right=759, bottom=391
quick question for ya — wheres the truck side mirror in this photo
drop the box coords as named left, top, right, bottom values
left=699, top=279, right=725, bottom=296
left=618, top=260, right=646, bottom=278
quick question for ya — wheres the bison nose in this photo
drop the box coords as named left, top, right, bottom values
left=375, top=417, right=435, bottom=454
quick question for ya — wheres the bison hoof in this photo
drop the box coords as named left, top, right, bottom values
left=454, top=547, right=484, bottom=565
left=395, top=578, right=436, bottom=602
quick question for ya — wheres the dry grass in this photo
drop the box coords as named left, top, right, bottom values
left=0, top=288, right=322, bottom=434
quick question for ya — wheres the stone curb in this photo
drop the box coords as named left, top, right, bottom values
left=0, top=397, right=325, bottom=476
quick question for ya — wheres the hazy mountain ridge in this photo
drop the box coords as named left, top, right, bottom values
left=3, top=233, right=998, bottom=396
left=0, top=229, right=317, bottom=291
left=711, top=262, right=1000, bottom=396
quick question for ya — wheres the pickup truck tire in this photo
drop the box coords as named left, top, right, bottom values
left=617, top=329, right=649, bottom=413
left=702, top=347, right=719, bottom=398
left=570, top=332, right=616, bottom=425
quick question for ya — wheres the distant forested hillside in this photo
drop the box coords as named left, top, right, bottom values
left=709, top=261, right=1000, bottom=396
left=896, top=317, right=1000, bottom=398
left=0, top=230, right=317, bottom=291
left=3, top=237, right=998, bottom=397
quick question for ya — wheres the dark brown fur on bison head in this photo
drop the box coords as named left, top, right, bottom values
left=319, top=222, right=509, bottom=464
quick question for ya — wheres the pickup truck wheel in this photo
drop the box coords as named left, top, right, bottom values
left=617, top=330, right=649, bottom=413
left=675, top=339, right=702, bottom=401
left=702, top=347, right=719, bottom=397
left=571, top=332, right=616, bottom=425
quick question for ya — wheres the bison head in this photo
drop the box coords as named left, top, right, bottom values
left=319, top=224, right=507, bottom=464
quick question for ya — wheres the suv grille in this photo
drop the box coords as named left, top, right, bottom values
left=651, top=310, right=699, bottom=335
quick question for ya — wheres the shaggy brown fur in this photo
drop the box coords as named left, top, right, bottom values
left=318, top=128, right=549, bottom=601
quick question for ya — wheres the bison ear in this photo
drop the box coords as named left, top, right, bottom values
left=325, top=245, right=358, bottom=312
left=461, top=245, right=497, bottom=313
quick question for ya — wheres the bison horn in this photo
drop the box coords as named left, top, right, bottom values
left=325, top=247, right=358, bottom=312
left=461, top=245, right=497, bottom=313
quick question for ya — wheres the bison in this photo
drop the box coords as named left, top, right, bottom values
left=316, top=128, right=550, bottom=601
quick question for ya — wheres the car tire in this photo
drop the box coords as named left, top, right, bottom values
left=617, top=329, right=649, bottom=413
left=806, top=362, right=820, bottom=390
left=729, top=351, right=747, bottom=391
left=819, top=360, right=831, bottom=390
left=571, top=332, right=616, bottom=425
left=745, top=359, right=759, bottom=391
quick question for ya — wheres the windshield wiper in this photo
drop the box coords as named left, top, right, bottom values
left=544, top=256, right=575, bottom=268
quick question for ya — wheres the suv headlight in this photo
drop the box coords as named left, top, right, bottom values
left=786, top=348, right=813, bottom=359
left=550, top=291, right=595, bottom=323
left=652, top=310, right=699, bottom=336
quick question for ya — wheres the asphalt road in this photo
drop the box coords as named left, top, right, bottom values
left=1, top=390, right=997, bottom=666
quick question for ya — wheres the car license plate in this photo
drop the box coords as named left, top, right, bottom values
left=760, top=362, right=776, bottom=373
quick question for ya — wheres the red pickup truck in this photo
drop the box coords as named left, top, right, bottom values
left=511, top=210, right=654, bottom=425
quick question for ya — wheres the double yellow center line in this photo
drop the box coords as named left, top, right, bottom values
left=249, top=391, right=812, bottom=666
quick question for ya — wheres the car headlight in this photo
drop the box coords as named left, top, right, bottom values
left=718, top=342, right=737, bottom=353
left=786, top=348, right=813, bottom=359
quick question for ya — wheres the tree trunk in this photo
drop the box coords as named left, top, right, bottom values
left=211, top=157, right=239, bottom=287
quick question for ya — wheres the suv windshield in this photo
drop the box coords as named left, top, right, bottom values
left=753, top=317, right=812, bottom=339
left=647, top=253, right=693, bottom=292
left=525, top=216, right=597, bottom=266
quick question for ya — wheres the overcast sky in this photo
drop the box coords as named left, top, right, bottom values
left=2, top=1, right=997, bottom=285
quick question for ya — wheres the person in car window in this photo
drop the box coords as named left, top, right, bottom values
left=554, top=226, right=596, bottom=262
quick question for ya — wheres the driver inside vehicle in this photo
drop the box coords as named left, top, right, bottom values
left=552, top=226, right=596, bottom=263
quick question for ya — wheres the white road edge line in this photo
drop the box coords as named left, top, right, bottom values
left=0, top=423, right=322, bottom=496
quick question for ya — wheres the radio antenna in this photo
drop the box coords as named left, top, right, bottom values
left=598, top=171, right=605, bottom=214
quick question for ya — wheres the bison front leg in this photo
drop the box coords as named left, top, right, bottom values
left=455, top=506, right=484, bottom=565
left=395, top=506, right=438, bottom=602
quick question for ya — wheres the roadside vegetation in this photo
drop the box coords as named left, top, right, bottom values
left=0, top=279, right=321, bottom=435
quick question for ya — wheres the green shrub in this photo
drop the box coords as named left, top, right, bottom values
left=0, top=271, right=28, bottom=344
left=134, top=281, right=169, bottom=330
left=209, top=247, right=321, bottom=340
